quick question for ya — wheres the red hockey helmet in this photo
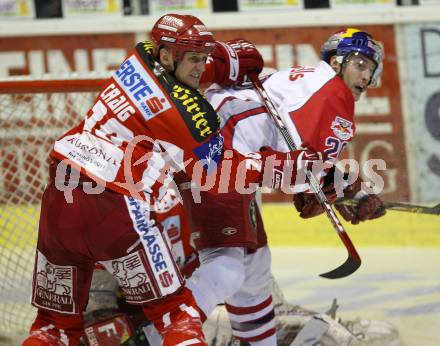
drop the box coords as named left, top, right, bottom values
left=151, top=14, right=216, bottom=62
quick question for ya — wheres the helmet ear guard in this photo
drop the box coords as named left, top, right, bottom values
left=151, top=14, right=216, bottom=62
left=320, top=28, right=384, bottom=88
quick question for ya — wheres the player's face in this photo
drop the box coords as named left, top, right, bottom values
left=341, top=54, right=377, bottom=101
left=174, top=51, right=208, bottom=89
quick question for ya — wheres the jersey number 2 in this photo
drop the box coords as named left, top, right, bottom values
left=324, top=137, right=345, bottom=160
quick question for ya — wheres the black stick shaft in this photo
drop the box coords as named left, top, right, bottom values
left=337, top=198, right=440, bottom=216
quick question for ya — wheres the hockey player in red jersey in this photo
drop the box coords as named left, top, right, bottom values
left=175, top=28, right=387, bottom=345
left=80, top=188, right=199, bottom=345
left=23, top=13, right=325, bottom=345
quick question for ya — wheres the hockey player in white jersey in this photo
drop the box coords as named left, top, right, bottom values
left=179, top=28, right=387, bottom=345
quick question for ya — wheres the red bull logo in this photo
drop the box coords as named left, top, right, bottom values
left=331, top=116, right=353, bottom=140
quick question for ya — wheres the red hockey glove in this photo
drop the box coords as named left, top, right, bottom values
left=211, top=39, right=263, bottom=86
left=293, top=165, right=340, bottom=219
left=227, top=38, right=264, bottom=84
left=293, top=183, right=338, bottom=219
left=334, top=177, right=386, bottom=225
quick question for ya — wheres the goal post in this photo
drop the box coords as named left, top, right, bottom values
left=0, top=77, right=105, bottom=341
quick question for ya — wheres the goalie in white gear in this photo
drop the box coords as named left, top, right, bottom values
left=204, top=276, right=401, bottom=346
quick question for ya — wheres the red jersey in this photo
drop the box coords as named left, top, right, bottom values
left=50, top=41, right=270, bottom=201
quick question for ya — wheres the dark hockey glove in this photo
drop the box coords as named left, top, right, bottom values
left=334, top=177, right=386, bottom=225
left=211, top=39, right=263, bottom=86
left=293, top=183, right=338, bottom=219
left=293, top=165, right=340, bottom=219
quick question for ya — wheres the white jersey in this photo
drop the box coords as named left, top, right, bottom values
left=205, top=61, right=356, bottom=191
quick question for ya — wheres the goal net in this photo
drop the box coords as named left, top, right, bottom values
left=0, top=78, right=105, bottom=342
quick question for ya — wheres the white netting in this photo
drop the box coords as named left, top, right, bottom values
left=0, top=80, right=102, bottom=343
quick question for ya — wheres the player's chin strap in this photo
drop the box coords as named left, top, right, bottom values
left=172, top=59, right=180, bottom=74
left=153, top=48, right=179, bottom=77
left=249, top=72, right=361, bottom=279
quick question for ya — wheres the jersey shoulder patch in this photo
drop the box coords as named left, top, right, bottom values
left=331, top=116, right=354, bottom=141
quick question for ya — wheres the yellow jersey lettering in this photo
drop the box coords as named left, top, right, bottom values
left=172, top=84, right=213, bottom=139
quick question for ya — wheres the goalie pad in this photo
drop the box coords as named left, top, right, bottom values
left=203, top=304, right=400, bottom=346
left=202, top=305, right=237, bottom=346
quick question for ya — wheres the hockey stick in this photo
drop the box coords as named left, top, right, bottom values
left=337, top=198, right=440, bottom=216
left=249, top=73, right=361, bottom=279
